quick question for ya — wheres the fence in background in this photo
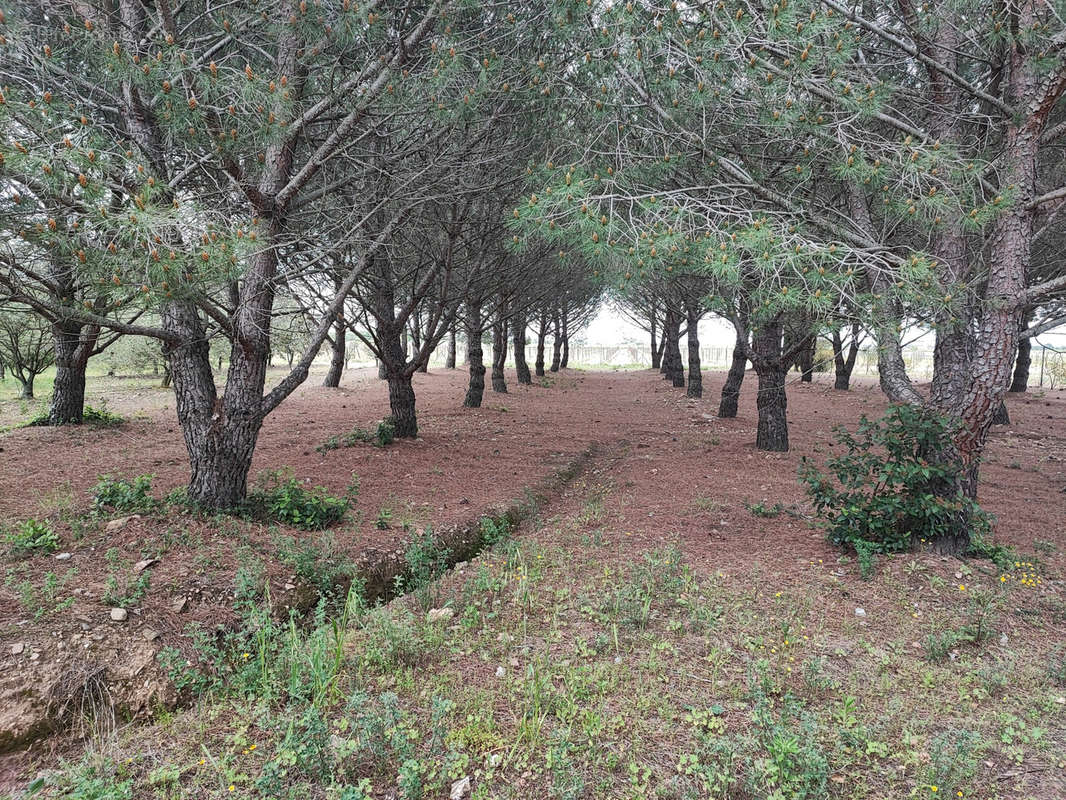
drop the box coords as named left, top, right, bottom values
left=336, top=342, right=1066, bottom=389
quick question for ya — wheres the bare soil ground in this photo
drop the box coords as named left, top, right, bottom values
left=0, top=366, right=1064, bottom=799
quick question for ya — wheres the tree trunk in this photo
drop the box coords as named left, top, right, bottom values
left=655, top=335, right=667, bottom=372
left=18, top=375, right=34, bottom=399
left=752, top=320, right=789, bottom=452
left=387, top=371, right=418, bottom=438
left=163, top=299, right=260, bottom=510
left=685, top=302, right=702, bottom=398
left=832, top=324, right=860, bottom=391
left=559, top=314, right=570, bottom=369
left=491, top=305, right=508, bottom=394
left=549, top=312, right=562, bottom=372
left=464, top=304, right=486, bottom=408
left=718, top=327, right=747, bottom=418
left=535, top=310, right=548, bottom=377
left=513, top=312, right=531, bottom=385
left=49, top=320, right=98, bottom=424
left=322, top=297, right=345, bottom=388
left=663, top=310, right=685, bottom=387
left=992, top=400, right=1009, bottom=426
left=798, top=337, right=816, bottom=383
left=649, top=301, right=661, bottom=369
left=1008, top=326, right=1031, bottom=393
left=445, top=327, right=457, bottom=369
left=161, top=366, right=172, bottom=389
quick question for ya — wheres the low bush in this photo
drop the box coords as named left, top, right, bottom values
left=4, top=518, right=61, bottom=555
left=800, top=404, right=990, bottom=554
left=249, top=469, right=359, bottom=530
left=91, top=474, right=156, bottom=513
left=317, top=418, right=396, bottom=452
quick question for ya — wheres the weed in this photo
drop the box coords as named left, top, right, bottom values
left=745, top=500, right=785, bottom=518
left=4, top=518, right=60, bottom=555
left=249, top=469, right=358, bottom=530
left=102, top=548, right=149, bottom=607
left=1048, top=645, right=1066, bottom=686
left=317, top=418, right=396, bottom=452
left=396, top=528, right=450, bottom=610
left=275, top=531, right=355, bottom=599
left=27, top=404, right=124, bottom=428
left=375, top=506, right=393, bottom=530
left=91, top=474, right=156, bottom=513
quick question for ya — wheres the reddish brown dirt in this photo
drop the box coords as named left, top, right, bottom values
left=1, top=366, right=1064, bottom=787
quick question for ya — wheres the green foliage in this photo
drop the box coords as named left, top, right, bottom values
left=101, top=547, right=149, bottom=608
left=478, top=515, right=512, bottom=547
left=396, top=528, right=451, bottom=610
left=5, top=518, right=60, bottom=555
left=250, top=469, right=358, bottom=530
left=745, top=500, right=785, bottom=518
left=925, top=729, right=982, bottom=792
left=800, top=405, right=990, bottom=553
left=274, top=531, right=357, bottom=600
left=91, top=474, right=156, bottom=513
left=317, top=419, right=396, bottom=452
left=27, top=405, right=124, bottom=428
left=746, top=692, right=829, bottom=800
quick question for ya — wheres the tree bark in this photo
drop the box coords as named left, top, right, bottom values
left=535, top=310, right=548, bottom=377
left=649, top=300, right=661, bottom=369
left=49, top=320, right=99, bottom=424
left=387, top=371, right=418, bottom=438
left=464, top=303, right=486, bottom=407
left=663, top=309, right=685, bottom=387
left=1008, top=316, right=1032, bottom=393
left=718, top=326, right=747, bottom=418
left=549, top=311, right=562, bottom=372
left=491, top=304, right=508, bottom=394
left=752, top=320, right=789, bottom=452
left=319, top=290, right=345, bottom=390
left=798, top=336, right=816, bottom=383
left=560, top=313, right=570, bottom=369
left=991, top=400, right=1009, bottom=426
left=513, top=312, right=531, bottom=385
left=832, top=324, right=861, bottom=391
left=685, top=301, right=702, bottom=398
left=445, top=327, right=457, bottom=369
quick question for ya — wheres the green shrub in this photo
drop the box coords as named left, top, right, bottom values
left=91, top=474, right=156, bottom=513
left=275, top=531, right=357, bottom=598
left=317, top=418, right=396, bottom=452
left=250, top=469, right=358, bottom=530
left=26, top=404, right=124, bottom=428
left=5, top=518, right=60, bottom=555
left=799, top=404, right=990, bottom=553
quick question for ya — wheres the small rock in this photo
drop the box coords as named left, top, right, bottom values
left=613, top=655, right=623, bottom=664
left=171, top=596, right=188, bottom=613
left=1056, top=696, right=1065, bottom=705
left=284, top=583, right=296, bottom=591
left=105, top=514, right=140, bottom=532
left=450, top=776, right=472, bottom=800
left=427, top=608, right=455, bottom=623
left=142, top=629, right=160, bottom=642
left=54, top=552, right=72, bottom=561
left=508, top=657, right=519, bottom=668
left=999, top=633, right=1009, bottom=646
left=10, top=643, right=24, bottom=655
left=134, top=558, right=158, bottom=573
left=854, top=607, right=866, bottom=617
left=109, top=608, right=128, bottom=622
left=495, top=666, right=506, bottom=678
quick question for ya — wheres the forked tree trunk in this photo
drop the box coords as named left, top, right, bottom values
left=491, top=306, right=508, bottom=394
left=685, top=302, right=702, bottom=398
left=464, top=304, right=486, bottom=408
left=718, top=327, right=747, bottom=418
left=18, top=375, right=35, bottom=399
left=832, top=324, right=861, bottom=391
left=549, top=312, right=562, bottom=372
left=513, top=312, right=531, bottom=385
left=655, top=335, right=668, bottom=372
left=752, top=320, right=789, bottom=452
left=49, top=320, right=99, bottom=424
left=445, top=327, right=457, bottom=369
